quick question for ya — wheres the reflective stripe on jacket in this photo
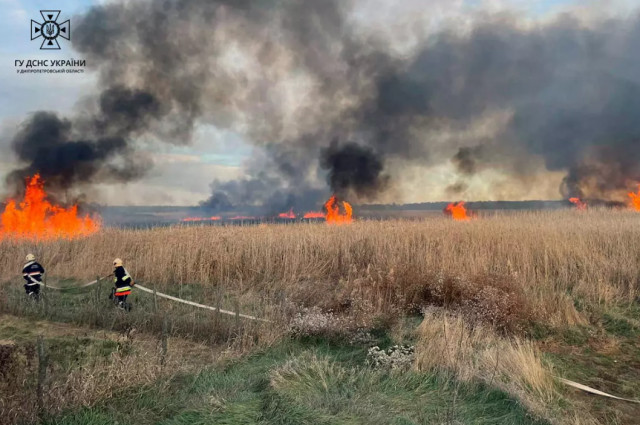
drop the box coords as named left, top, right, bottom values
left=115, top=286, right=132, bottom=296
left=22, top=261, right=44, bottom=284
left=113, top=266, right=133, bottom=289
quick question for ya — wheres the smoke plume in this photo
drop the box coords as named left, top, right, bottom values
left=7, top=85, right=161, bottom=195
left=4, top=1, right=640, bottom=207
left=321, top=142, right=388, bottom=199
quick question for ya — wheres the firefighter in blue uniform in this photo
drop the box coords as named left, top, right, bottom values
left=112, top=258, right=134, bottom=308
left=22, top=253, right=44, bottom=299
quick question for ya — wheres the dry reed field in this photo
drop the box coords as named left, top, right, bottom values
left=2, top=209, right=638, bottom=324
left=2, top=209, right=640, bottom=424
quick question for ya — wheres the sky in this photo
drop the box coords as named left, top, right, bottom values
left=0, top=0, right=250, bottom=205
left=0, top=0, right=637, bottom=206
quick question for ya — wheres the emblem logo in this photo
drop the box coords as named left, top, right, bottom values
left=31, top=10, right=70, bottom=50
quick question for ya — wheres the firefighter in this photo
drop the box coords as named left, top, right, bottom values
left=22, top=253, right=44, bottom=300
left=112, top=258, right=134, bottom=309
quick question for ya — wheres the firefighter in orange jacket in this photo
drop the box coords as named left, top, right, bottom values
left=112, top=258, right=134, bottom=308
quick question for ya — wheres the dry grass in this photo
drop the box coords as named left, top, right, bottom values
left=2, top=209, right=640, bottom=424
left=0, top=335, right=176, bottom=424
left=2, top=209, right=639, bottom=328
left=414, top=308, right=598, bottom=425
left=415, top=309, right=555, bottom=414
left=0, top=314, right=241, bottom=425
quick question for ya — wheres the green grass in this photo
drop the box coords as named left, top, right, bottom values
left=0, top=319, right=119, bottom=373
left=44, top=339, right=547, bottom=425
left=0, top=277, right=246, bottom=344
left=45, top=337, right=119, bottom=370
left=540, top=304, right=640, bottom=424
left=5, top=277, right=638, bottom=424
left=602, top=313, right=639, bottom=338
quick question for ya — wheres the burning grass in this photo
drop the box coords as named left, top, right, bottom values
left=325, top=194, right=353, bottom=224
left=0, top=175, right=100, bottom=240
left=569, top=197, right=587, bottom=210
left=444, top=201, right=472, bottom=220
left=628, top=186, right=640, bottom=211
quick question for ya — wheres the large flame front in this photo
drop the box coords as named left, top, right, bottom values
left=0, top=174, right=100, bottom=240
left=325, top=195, right=352, bottom=224
left=628, top=186, right=640, bottom=211
left=444, top=201, right=470, bottom=221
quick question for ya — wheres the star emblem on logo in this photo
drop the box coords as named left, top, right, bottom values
left=31, top=10, right=70, bottom=50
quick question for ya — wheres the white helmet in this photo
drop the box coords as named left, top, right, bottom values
left=26, top=253, right=35, bottom=262
left=113, top=258, right=123, bottom=267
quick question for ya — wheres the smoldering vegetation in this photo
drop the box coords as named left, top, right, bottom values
left=2, top=1, right=640, bottom=209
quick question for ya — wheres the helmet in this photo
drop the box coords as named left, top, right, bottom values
left=26, top=253, right=35, bottom=262
left=113, top=258, right=123, bottom=267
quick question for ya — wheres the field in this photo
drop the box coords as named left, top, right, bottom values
left=1, top=210, right=640, bottom=424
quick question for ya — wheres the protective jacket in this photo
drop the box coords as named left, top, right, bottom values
left=113, top=266, right=133, bottom=296
left=23, top=261, right=45, bottom=287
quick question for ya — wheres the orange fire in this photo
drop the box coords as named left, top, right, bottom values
left=303, top=211, right=325, bottom=219
left=0, top=174, right=100, bottom=240
left=230, top=215, right=255, bottom=220
left=628, top=186, right=640, bottom=211
left=324, top=195, right=352, bottom=224
left=444, top=201, right=471, bottom=221
left=278, top=208, right=296, bottom=219
left=569, top=197, right=587, bottom=210
left=182, top=216, right=221, bottom=222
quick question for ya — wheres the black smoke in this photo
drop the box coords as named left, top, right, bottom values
left=6, top=86, right=161, bottom=197
left=5, top=1, right=640, bottom=207
left=424, top=16, right=640, bottom=200
left=321, top=142, right=388, bottom=199
left=446, top=146, right=484, bottom=195
left=452, top=146, right=484, bottom=176
left=95, top=86, right=162, bottom=136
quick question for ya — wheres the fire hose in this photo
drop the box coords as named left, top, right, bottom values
left=556, top=377, right=640, bottom=404
left=35, top=277, right=102, bottom=290
left=133, top=283, right=270, bottom=322
left=29, top=276, right=270, bottom=323
left=5, top=275, right=640, bottom=401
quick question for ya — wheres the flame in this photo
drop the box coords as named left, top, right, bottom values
left=324, top=195, right=352, bottom=224
left=278, top=208, right=296, bottom=219
left=569, top=197, right=587, bottom=210
left=230, top=215, right=255, bottom=220
left=0, top=174, right=100, bottom=240
left=444, top=201, right=471, bottom=221
left=182, top=216, right=221, bottom=222
left=628, top=186, right=640, bottom=211
left=303, top=211, right=325, bottom=219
